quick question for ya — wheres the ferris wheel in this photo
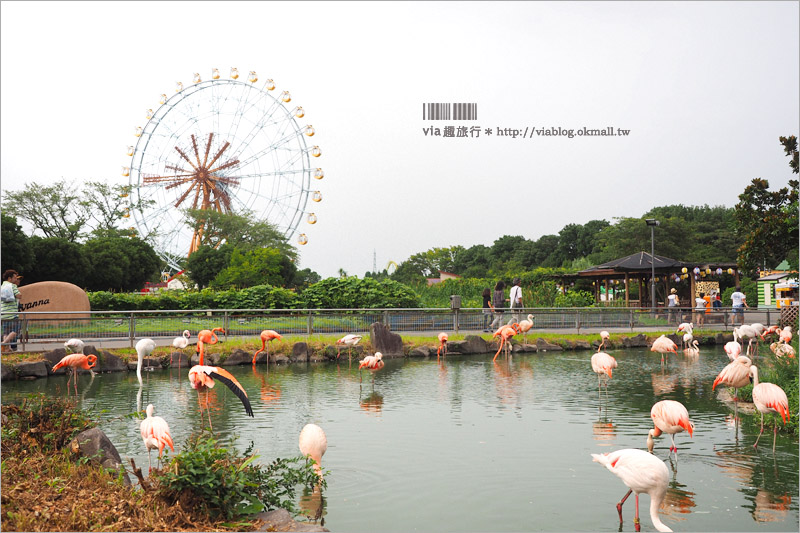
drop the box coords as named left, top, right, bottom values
left=124, top=67, right=323, bottom=271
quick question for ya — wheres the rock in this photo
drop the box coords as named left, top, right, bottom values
left=127, top=357, right=162, bottom=371
left=370, top=322, right=403, bottom=357
left=255, top=508, right=328, bottom=532
left=622, top=334, right=648, bottom=348
left=535, top=338, right=562, bottom=352
left=70, top=427, right=132, bottom=486
left=666, top=333, right=682, bottom=345
left=321, top=345, right=339, bottom=361
left=716, top=332, right=734, bottom=344
left=221, top=349, right=252, bottom=366
left=408, top=346, right=432, bottom=357
left=591, top=340, right=612, bottom=351
left=169, top=351, right=191, bottom=368
left=1, top=363, right=15, bottom=381
left=456, top=335, right=491, bottom=354
left=273, top=353, right=290, bottom=365
left=15, top=361, right=48, bottom=378
left=292, top=342, right=311, bottom=363
left=96, top=350, right=127, bottom=372
left=190, top=352, right=219, bottom=366
left=44, top=348, right=68, bottom=375
left=573, top=340, right=592, bottom=350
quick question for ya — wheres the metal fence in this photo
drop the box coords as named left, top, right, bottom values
left=0, top=306, right=787, bottom=351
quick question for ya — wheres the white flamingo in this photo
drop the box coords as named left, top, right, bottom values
left=299, top=423, right=328, bottom=481
left=135, top=338, right=156, bottom=385
left=172, top=330, right=190, bottom=370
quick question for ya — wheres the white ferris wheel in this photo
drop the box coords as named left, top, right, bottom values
left=124, top=67, right=323, bottom=271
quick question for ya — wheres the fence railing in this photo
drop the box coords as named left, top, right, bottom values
left=0, top=306, right=784, bottom=351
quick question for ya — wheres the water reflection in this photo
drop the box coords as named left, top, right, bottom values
left=592, top=418, right=617, bottom=445
left=651, top=370, right=678, bottom=395
left=359, top=391, right=383, bottom=416
left=252, top=367, right=282, bottom=405
left=299, top=485, right=326, bottom=526
left=661, top=476, right=697, bottom=522
left=753, top=489, right=792, bottom=523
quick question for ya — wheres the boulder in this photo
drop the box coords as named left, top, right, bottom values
left=515, top=343, right=537, bottom=353
left=408, top=346, right=432, bottom=357
left=370, top=322, right=403, bottom=358
left=127, top=357, right=162, bottom=371
left=1, top=363, right=15, bottom=381
left=221, top=349, right=252, bottom=366
left=70, top=427, right=132, bottom=486
left=190, top=352, right=220, bottom=366
left=292, top=342, right=311, bottom=363
left=535, top=338, right=563, bottom=352
left=573, top=340, right=593, bottom=350
left=273, top=353, right=290, bottom=365
left=170, top=351, right=191, bottom=368
left=716, top=332, right=734, bottom=344
left=96, top=350, right=127, bottom=372
left=666, top=333, right=682, bottom=345
left=15, top=361, right=48, bottom=378
left=322, top=345, right=339, bottom=361
left=457, top=335, right=491, bottom=354
left=622, top=334, right=649, bottom=348
left=44, top=348, right=68, bottom=375
left=255, top=508, right=328, bottom=532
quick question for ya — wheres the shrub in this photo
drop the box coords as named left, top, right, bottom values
left=1, top=394, right=96, bottom=452
left=301, top=277, right=420, bottom=308
left=155, top=433, right=323, bottom=519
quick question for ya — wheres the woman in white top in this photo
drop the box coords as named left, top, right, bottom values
left=694, top=292, right=706, bottom=325
left=667, top=288, right=680, bottom=325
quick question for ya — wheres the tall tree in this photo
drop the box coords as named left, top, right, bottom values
left=2, top=180, right=89, bottom=241
left=184, top=208, right=297, bottom=260
left=26, top=237, right=90, bottom=287
left=1, top=213, right=34, bottom=274
left=83, top=235, right=161, bottom=291
left=185, top=245, right=231, bottom=289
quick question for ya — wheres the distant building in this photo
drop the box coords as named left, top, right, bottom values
left=426, top=271, right=462, bottom=287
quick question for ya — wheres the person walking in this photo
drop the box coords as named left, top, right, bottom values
left=731, top=286, right=748, bottom=325
left=694, top=292, right=706, bottom=326
left=667, top=288, right=680, bottom=325
left=1, top=270, right=22, bottom=352
left=509, top=277, right=523, bottom=325
left=481, top=288, right=494, bottom=332
left=490, top=280, right=507, bottom=330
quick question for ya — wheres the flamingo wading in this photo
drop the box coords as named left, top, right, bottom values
left=253, top=329, right=282, bottom=365
left=196, top=327, right=224, bottom=366
left=749, top=365, right=790, bottom=451
left=647, top=400, right=694, bottom=457
left=189, top=365, right=254, bottom=430
left=299, top=423, right=328, bottom=481
left=140, top=403, right=175, bottom=470
left=52, top=354, right=97, bottom=396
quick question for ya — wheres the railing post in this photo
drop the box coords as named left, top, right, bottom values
left=630, top=309, right=634, bottom=331
left=307, top=310, right=313, bottom=337
left=454, top=309, right=459, bottom=333
left=575, top=310, right=580, bottom=334
left=223, top=311, right=229, bottom=341
left=383, top=310, right=389, bottom=327
left=129, top=312, right=135, bottom=348
left=766, top=308, right=771, bottom=326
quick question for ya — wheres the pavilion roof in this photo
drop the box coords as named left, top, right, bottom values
left=575, top=252, right=737, bottom=277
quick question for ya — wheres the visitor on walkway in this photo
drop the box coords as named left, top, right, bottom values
left=1, top=270, right=22, bottom=352
left=731, top=287, right=747, bottom=325
left=490, top=280, right=507, bottom=330
left=667, top=288, right=680, bottom=325
left=509, top=277, right=523, bottom=325
left=482, top=288, right=494, bottom=332
left=694, top=292, right=706, bottom=326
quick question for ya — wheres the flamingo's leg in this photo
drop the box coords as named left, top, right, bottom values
left=616, top=489, right=632, bottom=522
left=754, top=412, right=764, bottom=449
left=634, top=493, right=641, bottom=532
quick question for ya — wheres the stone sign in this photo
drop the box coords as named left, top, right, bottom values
left=18, top=281, right=90, bottom=322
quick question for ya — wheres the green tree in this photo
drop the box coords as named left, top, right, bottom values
left=1, top=213, right=34, bottom=274
left=84, top=236, right=161, bottom=291
left=184, top=208, right=297, bottom=260
left=26, top=237, right=90, bottom=287
left=2, top=180, right=89, bottom=241
left=82, top=182, right=150, bottom=237
left=211, top=248, right=286, bottom=289
left=185, top=245, right=231, bottom=289
left=734, top=178, right=799, bottom=273
left=292, top=267, right=321, bottom=289
left=302, top=276, right=420, bottom=308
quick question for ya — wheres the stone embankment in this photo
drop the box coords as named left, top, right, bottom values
left=1, top=322, right=735, bottom=382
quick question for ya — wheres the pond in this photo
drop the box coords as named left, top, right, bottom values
left=3, top=346, right=798, bottom=532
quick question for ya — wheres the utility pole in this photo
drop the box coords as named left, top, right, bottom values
left=646, top=219, right=660, bottom=311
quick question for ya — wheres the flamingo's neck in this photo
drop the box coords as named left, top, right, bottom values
left=649, top=490, right=672, bottom=532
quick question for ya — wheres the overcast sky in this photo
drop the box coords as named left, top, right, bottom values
left=2, top=1, right=798, bottom=279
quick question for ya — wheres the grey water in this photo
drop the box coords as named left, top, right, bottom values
left=3, top=346, right=798, bottom=532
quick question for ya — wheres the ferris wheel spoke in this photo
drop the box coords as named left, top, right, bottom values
left=174, top=146, right=199, bottom=171
left=203, top=132, right=214, bottom=167
left=235, top=131, right=304, bottom=170
left=232, top=97, right=287, bottom=152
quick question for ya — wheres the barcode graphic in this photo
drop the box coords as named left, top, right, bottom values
left=423, top=103, right=477, bottom=120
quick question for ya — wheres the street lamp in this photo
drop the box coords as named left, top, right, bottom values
left=646, top=219, right=660, bottom=311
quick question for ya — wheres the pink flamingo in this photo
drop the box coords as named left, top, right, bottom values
left=336, top=334, right=363, bottom=361
left=253, top=329, right=282, bottom=365
left=196, top=327, right=224, bottom=366
left=733, top=324, right=760, bottom=358
left=724, top=341, right=742, bottom=361
left=760, top=325, right=780, bottom=341
left=52, top=353, right=97, bottom=396
left=358, top=352, right=385, bottom=385
left=299, top=423, right=328, bottom=481
left=492, top=323, right=521, bottom=362
left=140, top=403, right=175, bottom=471
left=172, top=330, right=190, bottom=370
left=597, top=330, right=611, bottom=352
left=749, top=365, right=791, bottom=451
left=591, top=448, right=672, bottom=532
left=437, top=332, right=448, bottom=359
left=590, top=351, right=617, bottom=406
left=188, top=365, right=254, bottom=430
left=650, top=335, right=677, bottom=364
left=770, top=341, right=795, bottom=358
left=779, top=326, right=792, bottom=344
left=519, top=314, right=535, bottom=342
left=646, top=400, right=694, bottom=457
left=676, top=323, right=693, bottom=350
left=712, top=355, right=753, bottom=402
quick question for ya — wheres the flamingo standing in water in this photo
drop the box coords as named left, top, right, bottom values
left=676, top=323, right=693, bottom=350
left=590, top=351, right=617, bottom=407
left=52, top=354, right=97, bottom=396
left=437, top=332, right=448, bottom=359
left=733, top=324, right=760, bottom=358
left=358, top=352, right=385, bottom=385
left=336, top=334, right=363, bottom=361
left=252, top=329, right=282, bottom=365
left=299, top=423, right=328, bottom=481
left=650, top=335, right=677, bottom=364
left=712, top=355, right=753, bottom=402
left=597, top=331, right=611, bottom=352
left=724, top=341, right=742, bottom=361
left=591, top=448, right=672, bottom=532
left=188, top=365, right=254, bottom=430
left=172, top=330, right=190, bottom=370
left=749, top=365, right=790, bottom=451
left=492, top=323, right=521, bottom=362
left=135, top=338, right=156, bottom=385
left=683, top=339, right=700, bottom=357
left=196, top=327, right=224, bottom=366
left=646, top=400, right=694, bottom=457
left=140, top=403, right=175, bottom=471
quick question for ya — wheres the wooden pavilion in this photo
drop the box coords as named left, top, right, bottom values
left=571, top=252, right=739, bottom=307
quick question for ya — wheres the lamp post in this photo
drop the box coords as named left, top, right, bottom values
left=646, top=219, right=660, bottom=311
